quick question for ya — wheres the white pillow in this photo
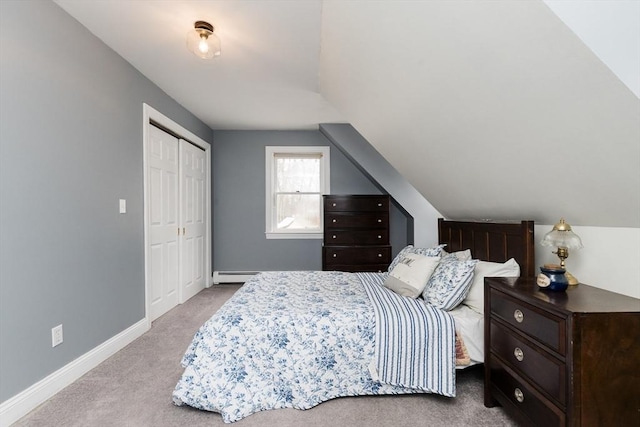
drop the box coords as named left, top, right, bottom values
left=464, top=258, right=520, bottom=314
left=441, top=249, right=472, bottom=261
left=387, top=244, right=446, bottom=272
left=423, top=258, right=478, bottom=310
left=384, top=253, right=440, bottom=298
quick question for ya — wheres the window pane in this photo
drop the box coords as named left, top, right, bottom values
left=275, top=194, right=321, bottom=230
left=275, top=157, right=320, bottom=192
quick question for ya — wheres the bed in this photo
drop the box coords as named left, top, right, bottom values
left=172, top=219, right=535, bottom=423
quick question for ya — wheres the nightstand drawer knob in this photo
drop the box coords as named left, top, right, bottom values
left=514, top=388, right=525, bottom=403
left=332, top=203, right=337, bottom=207
left=332, top=254, right=337, bottom=258
left=378, top=253, right=382, bottom=257
left=332, top=235, right=337, bottom=239
left=514, top=309, right=524, bottom=323
left=377, top=219, right=382, bottom=223
left=377, top=203, right=383, bottom=207
left=377, top=235, right=382, bottom=239
left=514, top=347, right=524, bottom=362
left=332, top=219, right=337, bottom=223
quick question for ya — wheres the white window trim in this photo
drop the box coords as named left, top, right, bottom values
left=265, top=146, right=330, bottom=239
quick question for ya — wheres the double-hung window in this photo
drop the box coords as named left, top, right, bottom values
left=265, top=146, right=330, bottom=239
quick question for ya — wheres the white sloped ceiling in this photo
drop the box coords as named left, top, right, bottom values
left=319, top=0, right=640, bottom=228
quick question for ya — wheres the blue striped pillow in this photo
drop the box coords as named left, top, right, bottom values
left=423, top=257, right=478, bottom=310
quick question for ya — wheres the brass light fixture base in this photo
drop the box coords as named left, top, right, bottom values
left=544, top=263, right=579, bottom=286
left=565, top=271, right=579, bottom=286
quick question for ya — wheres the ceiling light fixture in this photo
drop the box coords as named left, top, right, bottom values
left=187, top=21, right=221, bottom=59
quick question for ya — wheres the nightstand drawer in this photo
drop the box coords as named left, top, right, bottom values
left=490, top=359, right=565, bottom=427
left=324, top=229, right=389, bottom=245
left=325, top=213, right=389, bottom=229
left=489, top=288, right=566, bottom=355
left=490, top=320, right=565, bottom=405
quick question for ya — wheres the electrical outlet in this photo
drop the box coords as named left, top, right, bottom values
left=52, top=324, right=63, bottom=347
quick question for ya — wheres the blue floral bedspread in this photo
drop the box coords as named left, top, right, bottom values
left=172, top=271, right=454, bottom=423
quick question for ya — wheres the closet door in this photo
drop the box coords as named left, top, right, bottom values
left=148, top=126, right=180, bottom=321
left=179, top=140, right=207, bottom=302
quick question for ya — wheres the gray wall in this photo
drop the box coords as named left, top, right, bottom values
left=212, top=130, right=408, bottom=271
left=0, top=0, right=212, bottom=401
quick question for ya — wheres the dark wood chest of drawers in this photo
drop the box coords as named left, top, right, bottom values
left=322, top=195, right=391, bottom=272
left=484, top=277, right=640, bottom=426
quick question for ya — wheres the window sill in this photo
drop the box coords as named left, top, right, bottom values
left=265, top=232, right=323, bottom=240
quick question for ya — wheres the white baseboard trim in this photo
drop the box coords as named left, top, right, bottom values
left=212, top=271, right=259, bottom=284
left=0, top=318, right=150, bottom=427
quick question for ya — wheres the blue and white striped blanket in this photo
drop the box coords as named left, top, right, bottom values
left=358, top=273, right=456, bottom=397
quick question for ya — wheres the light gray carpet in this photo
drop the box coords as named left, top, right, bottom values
left=15, top=285, right=518, bottom=426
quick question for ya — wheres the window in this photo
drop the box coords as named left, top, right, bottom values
left=265, top=146, right=330, bottom=239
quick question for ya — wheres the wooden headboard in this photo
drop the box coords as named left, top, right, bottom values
left=438, top=218, right=535, bottom=277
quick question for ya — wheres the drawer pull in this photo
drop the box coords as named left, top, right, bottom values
left=332, top=203, right=337, bottom=207
left=332, top=235, right=337, bottom=239
left=332, top=219, right=337, bottom=223
left=378, top=253, right=383, bottom=257
left=377, top=219, right=382, bottom=223
left=514, top=388, right=525, bottom=403
left=332, top=254, right=337, bottom=258
left=377, top=235, right=382, bottom=239
left=377, top=203, right=383, bottom=207
left=514, top=309, right=524, bottom=323
left=514, top=347, right=524, bottom=362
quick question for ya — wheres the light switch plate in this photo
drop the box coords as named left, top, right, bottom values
left=119, top=199, right=126, bottom=214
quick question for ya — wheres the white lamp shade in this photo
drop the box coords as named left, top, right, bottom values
left=541, top=218, right=584, bottom=249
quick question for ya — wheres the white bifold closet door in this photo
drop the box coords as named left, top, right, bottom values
left=148, top=125, right=207, bottom=321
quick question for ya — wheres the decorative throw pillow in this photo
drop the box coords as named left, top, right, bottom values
left=463, top=258, right=520, bottom=315
left=441, top=249, right=472, bottom=262
left=384, top=253, right=440, bottom=298
left=387, top=244, right=446, bottom=273
left=423, top=258, right=478, bottom=310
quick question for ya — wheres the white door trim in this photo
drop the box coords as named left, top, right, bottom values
left=143, top=103, right=211, bottom=322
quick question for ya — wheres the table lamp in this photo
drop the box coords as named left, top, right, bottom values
left=541, top=218, right=583, bottom=285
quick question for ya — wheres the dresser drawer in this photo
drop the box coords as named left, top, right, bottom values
left=490, top=359, right=565, bottom=427
left=323, top=246, right=391, bottom=266
left=490, top=320, right=565, bottom=405
left=324, top=263, right=389, bottom=273
left=325, top=212, right=389, bottom=229
left=324, top=229, right=389, bottom=245
left=489, top=288, right=566, bottom=355
left=324, top=196, right=388, bottom=212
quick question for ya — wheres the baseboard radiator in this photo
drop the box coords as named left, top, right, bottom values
left=212, top=271, right=259, bottom=284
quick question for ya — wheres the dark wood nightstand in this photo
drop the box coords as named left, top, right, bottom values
left=484, top=277, right=640, bottom=426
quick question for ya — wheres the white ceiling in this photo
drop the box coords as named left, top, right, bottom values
left=53, top=0, right=640, bottom=228
left=54, top=0, right=344, bottom=130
